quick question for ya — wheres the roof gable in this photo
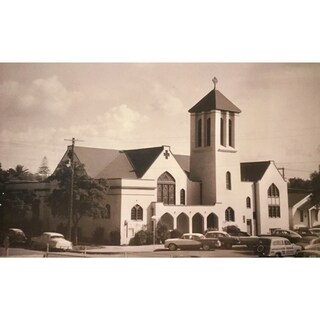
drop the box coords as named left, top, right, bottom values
left=123, top=146, right=164, bottom=178
left=188, top=89, right=241, bottom=114
left=241, top=161, right=271, bottom=182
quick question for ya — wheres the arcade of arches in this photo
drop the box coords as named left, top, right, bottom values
left=159, top=212, right=219, bottom=234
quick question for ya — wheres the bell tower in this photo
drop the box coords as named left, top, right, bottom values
left=189, top=79, right=241, bottom=205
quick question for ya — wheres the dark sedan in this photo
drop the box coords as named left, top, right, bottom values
left=204, top=231, right=241, bottom=249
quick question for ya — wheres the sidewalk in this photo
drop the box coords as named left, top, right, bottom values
left=71, top=244, right=165, bottom=255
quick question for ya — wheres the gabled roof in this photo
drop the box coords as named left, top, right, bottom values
left=58, top=145, right=191, bottom=180
left=240, top=161, right=271, bottom=182
left=123, top=146, right=164, bottom=178
left=288, top=192, right=310, bottom=208
left=72, top=146, right=120, bottom=178
left=173, top=154, right=190, bottom=174
left=188, top=89, right=241, bottom=114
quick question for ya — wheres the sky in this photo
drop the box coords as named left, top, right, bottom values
left=0, top=63, right=319, bottom=179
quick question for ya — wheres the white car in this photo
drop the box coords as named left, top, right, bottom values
left=30, top=232, right=73, bottom=251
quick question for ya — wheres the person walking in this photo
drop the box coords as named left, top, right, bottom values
left=3, top=235, right=10, bottom=257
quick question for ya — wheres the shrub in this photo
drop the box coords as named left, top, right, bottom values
left=92, top=227, right=105, bottom=244
left=168, top=229, right=182, bottom=239
left=110, top=230, right=120, bottom=245
left=130, top=230, right=153, bottom=245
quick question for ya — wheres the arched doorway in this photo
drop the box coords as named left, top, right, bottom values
left=192, top=213, right=204, bottom=233
left=207, top=212, right=219, bottom=230
left=160, top=212, right=174, bottom=230
left=177, top=212, right=189, bottom=234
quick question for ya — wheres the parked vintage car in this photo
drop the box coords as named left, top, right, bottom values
left=295, top=250, right=320, bottom=257
left=296, top=237, right=320, bottom=250
left=204, top=231, right=241, bottom=249
left=226, top=230, right=259, bottom=248
left=260, top=229, right=302, bottom=244
left=254, top=237, right=302, bottom=257
left=30, top=232, right=73, bottom=251
left=309, top=228, right=320, bottom=237
left=1, top=228, right=28, bottom=247
left=295, top=228, right=318, bottom=240
left=164, top=233, right=220, bottom=251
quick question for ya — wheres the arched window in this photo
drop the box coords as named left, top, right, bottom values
left=229, top=118, right=233, bottom=147
left=246, top=197, right=251, bottom=208
left=226, top=171, right=231, bottom=190
left=157, top=172, right=175, bottom=205
left=131, top=204, right=143, bottom=220
left=206, top=118, right=211, bottom=146
left=105, top=204, right=111, bottom=219
left=220, top=118, right=224, bottom=145
left=180, top=189, right=185, bottom=205
left=267, top=184, right=280, bottom=218
left=225, top=207, right=235, bottom=222
left=197, top=119, right=202, bottom=147
left=268, top=183, right=279, bottom=197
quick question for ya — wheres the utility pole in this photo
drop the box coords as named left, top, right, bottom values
left=64, top=137, right=83, bottom=241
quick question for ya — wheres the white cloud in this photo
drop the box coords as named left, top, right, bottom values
left=0, top=75, right=81, bottom=118
left=98, top=104, right=149, bottom=135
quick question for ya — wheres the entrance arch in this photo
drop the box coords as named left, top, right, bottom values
left=207, top=212, right=219, bottom=230
left=192, top=213, right=204, bottom=233
left=160, top=212, right=174, bottom=230
left=177, top=212, right=189, bottom=234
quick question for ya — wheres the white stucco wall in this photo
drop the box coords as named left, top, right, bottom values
left=255, top=163, right=289, bottom=234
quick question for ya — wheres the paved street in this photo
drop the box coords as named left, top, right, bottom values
left=0, top=245, right=257, bottom=258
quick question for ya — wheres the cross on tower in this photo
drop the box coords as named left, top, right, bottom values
left=212, top=77, right=218, bottom=90
left=163, top=150, right=170, bottom=159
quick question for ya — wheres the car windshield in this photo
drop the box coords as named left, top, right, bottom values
left=50, top=235, right=64, bottom=240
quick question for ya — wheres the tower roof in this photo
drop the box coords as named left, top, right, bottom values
left=188, top=89, right=241, bottom=114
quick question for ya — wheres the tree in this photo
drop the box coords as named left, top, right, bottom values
left=47, top=160, right=110, bottom=244
left=310, top=171, right=320, bottom=207
left=0, top=167, right=35, bottom=232
left=37, top=156, right=50, bottom=180
left=8, top=165, right=34, bottom=181
left=288, top=177, right=312, bottom=193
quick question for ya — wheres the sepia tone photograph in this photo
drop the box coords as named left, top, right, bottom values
left=1, top=63, right=320, bottom=258
left=1, top=2, right=320, bottom=320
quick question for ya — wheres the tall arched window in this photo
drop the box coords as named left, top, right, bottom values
left=197, top=119, right=202, bottom=147
left=246, top=197, right=251, bottom=208
left=206, top=118, right=211, bottom=146
left=229, top=118, right=233, bottom=147
left=220, top=118, right=224, bottom=145
left=226, top=171, right=231, bottom=190
left=225, top=207, right=235, bottom=221
left=131, top=204, right=143, bottom=220
left=180, top=189, right=185, bottom=205
left=268, top=184, right=280, bottom=218
left=157, top=172, right=175, bottom=205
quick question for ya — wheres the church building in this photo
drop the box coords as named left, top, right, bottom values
left=46, top=80, right=290, bottom=244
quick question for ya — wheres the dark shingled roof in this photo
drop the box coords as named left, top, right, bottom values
left=288, top=192, right=310, bottom=207
left=240, top=161, right=271, bottom=182
left=57, top=145, right=191, bottom=180
left=188, top=89, right=241, bottom=114
left=123, top=146, right=164, bottom=178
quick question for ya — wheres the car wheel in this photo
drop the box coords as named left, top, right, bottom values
left=168, top=243, right=177, bottom=251
left=202, top=244, right=210, bottom=251
left=225, top=243, right=232, bottom=249
left=275, top=252, right=282, bottom=257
